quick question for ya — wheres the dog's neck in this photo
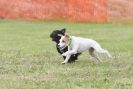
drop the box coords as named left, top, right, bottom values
left=68, top=36, right=72, bottom=46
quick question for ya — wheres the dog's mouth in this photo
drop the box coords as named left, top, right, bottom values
left=59, top=45, right=67, bottom=50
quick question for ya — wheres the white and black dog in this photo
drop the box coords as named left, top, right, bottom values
left=50, top=28, right=81, bottom=63
left=59, top=35, right=112, bottom=64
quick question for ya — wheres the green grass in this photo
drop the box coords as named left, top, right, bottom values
left=0, top=20, right=132, bottom=89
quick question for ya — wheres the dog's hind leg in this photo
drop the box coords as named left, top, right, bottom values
left=94, top=46, right=112, bottom=58
left=89, top=47, right=102, bottom=62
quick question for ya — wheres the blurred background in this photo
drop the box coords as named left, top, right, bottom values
left=0, top=0, right=133, bottom=22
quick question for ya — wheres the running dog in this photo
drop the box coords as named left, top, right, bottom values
left=58, top=35, right=112, bottom=64
left=50, top=28, right=80, bottom=63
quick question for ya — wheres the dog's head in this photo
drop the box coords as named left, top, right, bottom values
left=50, top=28, right=66, bottom=43
left=58, top=35, right=69, bottom=49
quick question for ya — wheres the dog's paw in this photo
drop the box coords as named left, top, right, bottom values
left=109, top=55, right=113, bottom=58
left=61, top=61, right=67, bottom=64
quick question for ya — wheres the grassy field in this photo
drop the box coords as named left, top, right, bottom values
left=0, top=20, right=132, bottom=89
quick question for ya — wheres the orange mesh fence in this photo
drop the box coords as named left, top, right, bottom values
left=0, top=0, right=107, bottom=22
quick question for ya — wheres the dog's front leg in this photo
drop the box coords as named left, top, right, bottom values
left=62, top=49, right=77, bottom=56
left=61, top=50, right=77, bottom=64
left=62, top=51, right=69, bottom=56
left=62, top=46, right=78, bottom=64
left=62, top=46, right=71, bottom=56
left=62, top=54, right=71, bottom=64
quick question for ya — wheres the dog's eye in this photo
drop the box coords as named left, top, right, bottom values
left=62, top=40, right=65, bottom=43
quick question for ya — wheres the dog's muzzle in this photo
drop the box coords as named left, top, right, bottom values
left=58, top=45, right=67, bottom=50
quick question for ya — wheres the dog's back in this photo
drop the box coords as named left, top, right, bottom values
left=71, top=36, right=101, bottom=52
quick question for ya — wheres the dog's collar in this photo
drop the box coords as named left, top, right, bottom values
left=68, top=36, right=72, bottom=46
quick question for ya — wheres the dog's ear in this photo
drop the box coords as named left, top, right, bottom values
left=61, top=28, right=66, bottom=34
left=65, top=34, right=69, bottom=38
